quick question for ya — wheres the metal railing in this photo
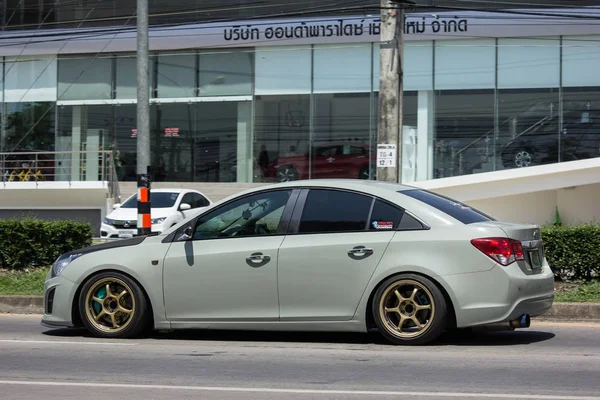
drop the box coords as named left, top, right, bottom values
left=1, top=150, right=121, bottom=200
left=450, top=115, right=554, bottom=176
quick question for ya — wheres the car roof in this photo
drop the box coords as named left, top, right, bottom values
left=217, top=179, right=418, bottom=204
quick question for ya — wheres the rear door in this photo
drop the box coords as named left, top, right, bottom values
left=277, top=189, right=399, bottom=321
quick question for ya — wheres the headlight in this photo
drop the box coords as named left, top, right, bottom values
left=152, top=217, right=167, bottom=224
left=51, top=253, right=84, bottom=278
left=103, top=218, right=114, bottom=224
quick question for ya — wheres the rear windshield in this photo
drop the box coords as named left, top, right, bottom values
left=400, top=189, right=494, bottom=224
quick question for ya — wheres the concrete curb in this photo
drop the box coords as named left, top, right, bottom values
left=1, top=295, right=600, bottom=322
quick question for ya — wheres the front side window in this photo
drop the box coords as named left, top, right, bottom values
left=121, top=192, right=179, bottom=208
left=299, top=189, right=372, bottom=233
left=192, top=190, right=292, bottom=240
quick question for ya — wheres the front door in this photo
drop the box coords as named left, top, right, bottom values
left=278, top=189, right=401, bottom=321
left=163, top=189, right=295, bottom=321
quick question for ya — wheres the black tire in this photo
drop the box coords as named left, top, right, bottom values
left=276, top=165, right=299, bottom=182
left=79, top=271, right=150, bottom=338
left=372, top=273, right=447, bottom=345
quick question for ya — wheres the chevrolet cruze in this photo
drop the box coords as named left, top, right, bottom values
left=43, top=180, right=554, bottom=345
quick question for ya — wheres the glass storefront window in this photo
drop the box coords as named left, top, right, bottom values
left=116, top=55, right=155, bottom=99
left=498, top=38, right=560, bottom=89
left=198, top=50, right=252, bottom=96
left=313, top=44, right=371, bottom=94
left=497, top=88, right=559, bottom=169
left=562, top=36, right=600, bottom=88
left=435, top=39, right=495, bottom=90
left=156, top=53, right=196, bottom=98
left=254, top=95, right=310, bottom=182
left=58, top=56, right=112, bottom=100
left=56, top=105, right=112, bottom=181
left=434, top=90, right=495, bottom=178
left=313, top=93, right=372, bottom=179
left=374, top=41, right=433, bottom=92
left=560, top=87, right=600, bottom=163
left=4, top=56, right=57, bottom=102
left=255, top=47, right=311, bottom=95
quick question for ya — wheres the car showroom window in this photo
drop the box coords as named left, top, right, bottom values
left=192, top=190, right=292, bottom=239
left=401, top=189, right=494, bottom=224
left=299, top=189, right=372, bottom=233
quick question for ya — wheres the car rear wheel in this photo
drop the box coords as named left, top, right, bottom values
left=372, top=274, right=447, bottom=345
left=276, top=166, right=298, bottom=182
left=79, top=272, right=149, bottom=338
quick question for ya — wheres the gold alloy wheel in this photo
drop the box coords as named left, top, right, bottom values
left=378, top=279, right=435, bottom=339
left=84, top=277, right=136, bottom=333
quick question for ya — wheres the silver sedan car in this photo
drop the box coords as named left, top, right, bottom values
left=42, top=180, right=554, bottom=345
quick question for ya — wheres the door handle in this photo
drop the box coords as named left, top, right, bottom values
left=246, top=252, right=271, bottom=265
left=348, top=246, right=374, bottom=257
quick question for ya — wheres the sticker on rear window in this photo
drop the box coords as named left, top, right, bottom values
left=372, top=221, right=394, bottom=230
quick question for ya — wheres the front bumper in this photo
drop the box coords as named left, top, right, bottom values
left=100, top=222, right=169, bottom=239
left=41, top=273, right=80, bottom=328
left=443, top=261, right=555, bottom=328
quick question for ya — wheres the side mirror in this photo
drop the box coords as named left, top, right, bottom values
left=179, top=203, right=191, bottom=211
left=176, top=225, right=193, bottom=241
left=113, top=203, right=121, bottom=209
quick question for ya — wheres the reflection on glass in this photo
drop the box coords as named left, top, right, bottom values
left=498, top=89, right=559, bottom=169
left=560, top=87, right=600, bottom=163
left=3, top=102, right=55, bottom=181
left=312, top=93, right=372, bottom=180
left=254, top=95, right=310, bottom=182
left=434, top=90, right=494, bottom=178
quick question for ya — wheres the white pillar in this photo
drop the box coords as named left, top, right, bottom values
left=70, top=106, right=87, bottom=181
left=236, top=102, right=253, bottom=182
left=417, top=90, right=435, bottom=181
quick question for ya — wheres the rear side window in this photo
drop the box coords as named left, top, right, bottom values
left=369, top=200, right=404, bottom=231
left=299, top=189, right=372, bottom=233
left=401, top=189, right=494, bottom=224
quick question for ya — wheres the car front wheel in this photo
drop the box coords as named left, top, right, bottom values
left=372, top=274, right=447, bottom=345
left=79, top=272, right=150, bottom=338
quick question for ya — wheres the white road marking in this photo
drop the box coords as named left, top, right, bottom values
left=0, top=340, right=136, bottom=346
left=0, top=380, right=598, bottom=399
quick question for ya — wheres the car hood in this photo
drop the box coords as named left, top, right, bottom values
left=107, top=207, right=173, bottom=220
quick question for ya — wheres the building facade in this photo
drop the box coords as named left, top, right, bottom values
left=1, top=4, right=600, bottom=185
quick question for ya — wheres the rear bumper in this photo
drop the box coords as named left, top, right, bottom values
left=442, top=262, right=555, bottom=328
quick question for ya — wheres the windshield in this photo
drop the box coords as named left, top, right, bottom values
left=121, top=192, right=180, bottom=209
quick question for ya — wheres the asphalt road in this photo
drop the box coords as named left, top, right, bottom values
left=1, top=315, right=599, bottom=400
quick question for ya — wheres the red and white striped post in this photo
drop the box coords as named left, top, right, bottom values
left=137, top=168, right=151, bottom=236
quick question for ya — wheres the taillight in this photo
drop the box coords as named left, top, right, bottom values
left=471, top=238, right=525, bottom=266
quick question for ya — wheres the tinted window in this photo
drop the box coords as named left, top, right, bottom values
left=369, top=200, right=404, bottom=231
left=192, top=190, right=291, bottom=240
left=180, top=193, right=194, bottom=208
left=299, top=190, right=372, bottom=233
left=121, top=192, right=179, bottom=208
left=398, top=213, right=426, bottom=230
left=401, top=189, right=494, bottom=224
left=193, top=193, right=210, bottom=207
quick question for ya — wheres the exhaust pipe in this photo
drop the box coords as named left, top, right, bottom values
left=509, top=314, right=531, bottom=329
left=480, top=314, right=531, bottom=331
